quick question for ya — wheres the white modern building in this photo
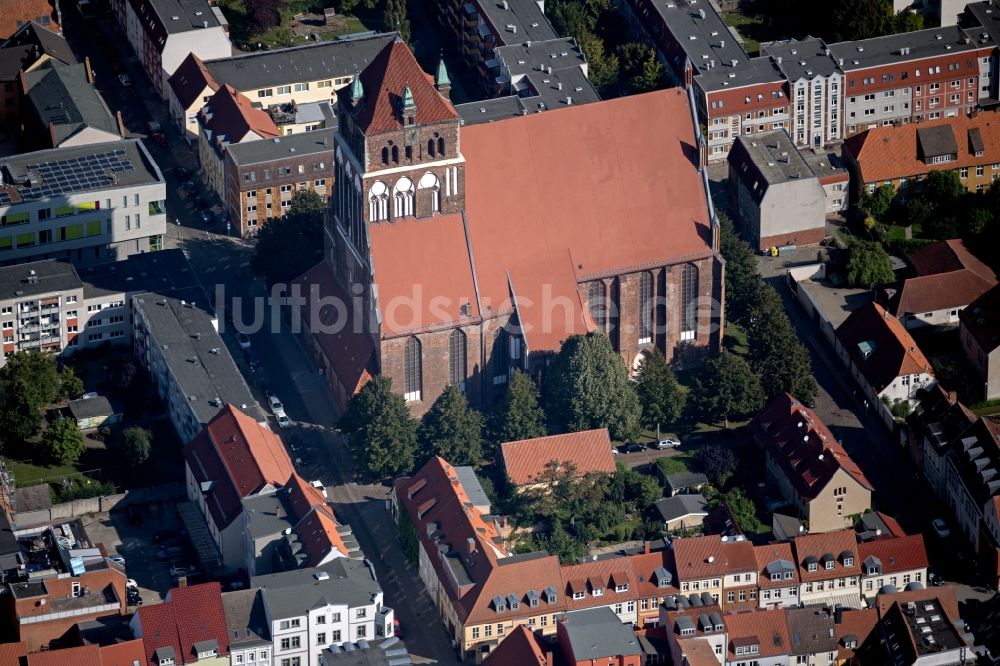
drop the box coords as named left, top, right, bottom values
left=765, top=38, right=843, bottom=148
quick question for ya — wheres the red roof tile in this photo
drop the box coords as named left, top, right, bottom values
left=858, top=534, right=928, bottom=574
left=348, top=38, right=458, bottom=134
left=285, top=473, right=327, bottom=521
left=753, top=542, right=800, bottom=589
left=459, top=87, right=714, bottom=353
left=168, top=53, right=220, bottom=112
left=368, top=213, right=481, bottom=336
left=97, top=640, right=146, bottom=666
left=201, top=85, right=278, bottom=144
left=27, top=645, right=101, bottom=666
left=845, top=111, right=1000, bottom=184
left=673, top=535, right=756, bottom=581
left=752, top=393, right=872, bottom=500
left=887, top=240, right=997, bottom=316
left=836, top=302, right=935, bottom=393
left=0, top=641, right=27, bottom=666
left=0, top=0, right=58, bottom=40
left=792, top=530, right=862, bottom=582
left=500, top=429, right=615, bottom=486
left=724, top=608, right=790, bottom=660
left=184, top=405, right=294, bottom=530
left=835, top=608, right=878, bottom=661
left=910, top=239, right=996, bottom=282
left=960, top=283, right=1000, bottom=355
left=875, top=585, right=961, bottom=622
left=295, top=505, right=349, bottom=566
left=138, top=582, right=229, bottom=666
left=484, top=625, right=548, bottom=666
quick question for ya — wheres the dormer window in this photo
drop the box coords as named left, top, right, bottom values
left=844, top=557, right=854, bottom=567
left=529, top=597, right=538, bottom=607
left=680, top=627, right=695, bottom=636
left=544, top=587, right=557, bottom=604
left=592, top=588, right=604, bottom=597
left=808, top=563, right=818, bottom=573
left=572, top=591, right=585, bottom=600
left=784, top=571, right=793, bottom=580
left=825, top=560, right=835, bottom=570
left=658, top=578, right=670, bottom=588
left=615, top=584, right=628, bottom=593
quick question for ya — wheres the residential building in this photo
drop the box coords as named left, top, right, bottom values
left=801, top=149, right=850, bottom=214
left=752, top=393, right=873, bottom=532
left=500, top=429, right=616, bottom=491
left=0, top=139, right=166, bottom=266
left=960, top=283, right=1000, bottom=399
left=792, top=530, right=863, bottom=608
left=944, top=416, right=1000, bottom=578
left=858, top=534, right=929, bottom=599
left=882, top=239, right=998, bottom=329
left=0, top=21, right=75, bottom=130
left=673, top=535, right=758, bottom=611
left=844, top=112, right=1000, bottom=200
left=662, top=471, right=710, bottom=497
left=131, top=582, right=230, bottom=665
left=908, top=387, right=977, bottom=497
left=196, top=85, right=279, bottom=200
left=0, top=248, right=197, bottom=366
left=655, top=494, right=710, bottom=532
left=133, top=291, right=260, bottom=444
left=320, top=637, right=415, bottom=666
left=483, top=625, right=549, bottom=666
left=785, top=606, right=837, bottom=666
left=723, top=607, right=790, bottom=666
left=221, top=588, right=272, bottom=666
left=835, top=302, right=937, bottom=418
left=728, top=130, right=828, bottom=252
left=167, top=34, right=394, bottom=143
left=305, top=38, right=723, bottom=415
left=661, top=597, right=729, bottom=666
left=20, top=60, right=121, bottom=151
left=492, top=37, right=599, bottom=109
left=251, top=559, right=394, bottom=666
left=184, top=404, right=294, bottom=571
left=67, top=395, right=120, bottom=430
left=1, top=553, right=128, bottom=651
left=834, top=607, right=880, bottom=665
left=0, top=0, right=60, bottom=40
left=241, top=474, right=354, bottom=577
left=764, top=37, right=844, bottom=148
left=555, top=607, right=642, bottom=666
left=110, top=0, right=231, bottom=98
left=24, top=640, right=146, bottom=666
left=224, top=131, right=333, bottom=237
left=753, top=543, right=800, bottom=609
left=876, top=587, right=974, bottom=665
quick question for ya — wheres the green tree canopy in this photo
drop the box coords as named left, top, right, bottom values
left=0, top=351, right=60, bottom=445
left=861, top=184, right=895, bottom=222
left=635, top=350, right=686, bottom=432
left=719, top=213, right=762, bottom=326
left=924, top=169, right=965, bottom=207
left=687, top=351, right=764, bottom=427
left=576, top=30, right=619, bottom=90
left=545, top=333, right=641, bottom=441
left=250, top=190, right=325, bottom=285
left=608, top=462, right=661, bottom=511
left=246, top=0, right=282, bottom=32
left=418, top=385, right=484, bottom=466
left=695, top=443, right=737, bottom=486
left=721, top=487, right=763, bottom=533
left=846, top=238, right=894, bottom=288
left=383, top=0, right=410, bottom=42
left=746, top=286, right=817, bottom=403
left=123, top=427, right=152, bottom=467
left=491, top=370, right=547, bottom=446
left=42, top=416, right=86, bottom=465
left=340, top=376, right=418, bottom=479
left=58, top=366, right=85, bottom=401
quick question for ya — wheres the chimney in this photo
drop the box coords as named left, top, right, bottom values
left=116, top=110, right=126, bottom=137
left=466, top=537, right=475, bottom=555
left=644, top=541, right=651, bottom=555
left=84, top=56, right=94, bottom=84
left=546, top=651, right=555, bottom=666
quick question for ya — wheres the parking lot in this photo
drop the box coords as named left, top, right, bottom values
left=80, top=502, right=191, bottom=606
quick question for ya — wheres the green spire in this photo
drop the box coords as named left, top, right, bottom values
left=401, top=85, right=416, bottom=114
left=349, top=74, right=364, bottom=106
left=435, top=58, right=450, bottom=88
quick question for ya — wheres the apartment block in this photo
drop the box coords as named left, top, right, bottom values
left=0, top=139, right=166, bottom=266
left=765, top=38, right=844, bottom=148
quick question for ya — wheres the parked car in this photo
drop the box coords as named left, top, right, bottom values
left=108, top=554, right=125, bottom=567
left=655, top=437, right=681, bottom=449
left=169, top=563, right=198, bottom=577
left=267, top=395, right=285, bottom=416
left=276, top=414, right=291, bottom=429
left=244, top=348, right=261, bottom=371
left=621, top=442, right=645, bottom=453
left=931, top=519, right=951, bottom=539
left=156, top=546, right=184, bottom=560
left=236, top=331, right=251, bottom=349
left=146, top=120, right=166, bottom=146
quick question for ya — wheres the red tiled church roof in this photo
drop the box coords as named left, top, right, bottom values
left=500, top=429, right=615, bottom=486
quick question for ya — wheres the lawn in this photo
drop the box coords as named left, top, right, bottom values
left=886, top=223, right=924, bottom=241
left=6, top=458, right=82, bottom=487
left=722, top=12, right=769, bottom=56
left=724, top=322, right=749, bottom=356
left=219, top=0, right=376, bottom=49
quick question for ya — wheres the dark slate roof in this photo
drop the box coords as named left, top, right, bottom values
left=695, top=55, right=785, bottom=93
left=0, top=45, right=33, bottom=80
left=0, top=259, right=81, bottom=299
left=67, top=396, right=115, bottom=420
left=960, top=283, right=1000, bottom=354
left=786, top=606, right=838, bottom=656
left=557, top=607, right=641, bottom=661
left=23, top=62, right=118, bottom=144
left=5, top=21, right=76, bottom=67
left=652, top=0, right=749, bottom=75
left=476, top=0, right=558, bottom=45
left=763, top=37, right=841, bottom=81
left=252, top=558, right=381, bottom=619
left=829, top=25, right=979, bottom=72
left=203, top=33, right=395, bottom=92
left=917, top=125, right=959, bottom=159
left=78, top=248, right=198, bottom=299
left=149, top=0, right=223, bottom=34
left=666, top=471, right=710, bottom=492
left=221, top=588, right=271, bottom=648
left=495, top=37, right=586, bottom=77
left=654, top=494, right=709, bottom=523
left=523, top=66, right=600, bottom=110
left=457, top=95, right=527, bottom=124
left=226, top=130, right=334, bottom=167
left=322, top=637, right=413, bottom=665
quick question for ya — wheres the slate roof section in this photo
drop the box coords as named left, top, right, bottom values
left=221, top=588, right=271, bottom=648
left=654, top=494, right=709, bottom=524
left=558, top=607, right=641, bottom=661
left=168, top=52, right=219, bottom=111
left=673, top=535, right=756, bottom=581
left=665, top=471, right=710, bottom=494
left=476, top=0, right=558, bottom=45
left=23, top=62, right=119, bottom=145
left=0, top=258, right=81, bottom=299
left=226, top=130, right=334, bottom=166
left=651, top=0, right=749, bottom=76
left=960, top=283, right=1000, bottom=354
left=137, top=582, right=229, bottom=666
left=694, top=55, right=785, bottom=93
left=917, top=125, right=959, bottom=160
left=751, top=393, right=872, bottom=499
left=68, top=395, right=115, bottom=420
left=500, top=429, right=615, bottom=486
left=836, top=302, right=935, bottom=393
left=1, top=21, right=76, bottom=77
left=483, top=624, right=547, bottom=665
left=829, top=25, right=980, bottom=72
left=729, top=130, right=820, bottom=203
left=879, top=591, right=969, bottom=662
left=251, top=558, right=381, bottom=619
left=139, top=0, right=222, bottom=35
left=184, top=405, right=294, bottom=530
left=724, top=607, right=791, bottom=660
left=456, top=95, right=528, bottom=125
left=345, top=38, right=459, bottom=134
left=786, top=607, right=837, bottom=657
left=763, top=37, right=840, bottom=81
left=858, top=534, right=928, bottom=574
left=78, top=247, right=198, bottom=300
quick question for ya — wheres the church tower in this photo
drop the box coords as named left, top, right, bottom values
left=325, top=38, right=465, bottom=291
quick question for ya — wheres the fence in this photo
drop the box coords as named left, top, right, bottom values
left=12, top=482, right=185, bottom=531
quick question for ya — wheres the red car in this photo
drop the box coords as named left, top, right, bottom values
left=393, top=618, right=401, bottom=638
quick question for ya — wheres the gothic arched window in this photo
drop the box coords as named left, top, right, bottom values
left=381, top=147, right=389, bottom=165
left=427, top=139, right=436, bottom=157
left=418, top=172, right=440, bottom=213
left=437, top=137, right=445, bottom=156
left=639, top=271, right=654, bottom=344
left=680, top=263, right=698, bottom=341
left=391, top=145, right=399, bottom=164
left=493, top=328, right=509, bottom=385
left=404, top=336, right=422, bottom=402
left=368, top=181, right=388, bottom=222
left=588, top=281, right=605, bottom=332
left=393, top=177, right=415, bottom=218
left=449, top=329, right=467, bottom=392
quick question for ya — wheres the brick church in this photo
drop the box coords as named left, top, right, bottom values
left=295, top=37, right=725, bottom=415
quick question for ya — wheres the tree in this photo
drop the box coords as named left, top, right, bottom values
left=58, top=366, right=84, bottom=401
left=0, top=351, right=60, bottom=444
left=577, top=30, right=619, bottom=90
left=41, top=416, right=86, bottom=465
left=250, top=190, right=325, bottom=285
left=246, top=0, right=282, bottom=32
left=861, top=184, right=895, bottom=222
left=545, top=333, right=641, bottom=441
left=635, top=350, right=685, bottom=432
left=608, top=463, right=661, bottom=512
left=383, top=0, right=410, bottom=42
left=924, top=169, right=965, bottom=207
left=418, top=385, right=484, bottom=466
left=746, top=285, right=817, bottom=403
left=845, top=238, right=894, bottom=288
left=719, top=213, right=762, bottom=326
left=721, top=487, right=762, bottom=533
left=491, top=370, right=546, bottom=445
left=695, top=443, right=737, bottom=486
left=618, top=42, right=662, bottom=93
left=340, top=376, right=418, bottom=479
left=122, top=427, right=152, bottom=467
left=687, top=351, right=764, bottom=427
left=893, top=9, right=923, bottom=33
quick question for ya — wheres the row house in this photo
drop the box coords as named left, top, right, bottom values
left=792, top=530, right=863, bottom=609
left=672, top=535, right=758, bottom=611
left=753, top=543, right=800, bottom=610
left=907, top=387, right=977, bottom=498
left=858, top=534, right=930, bottom=600
left=131, top=582, right=230, bottom=665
